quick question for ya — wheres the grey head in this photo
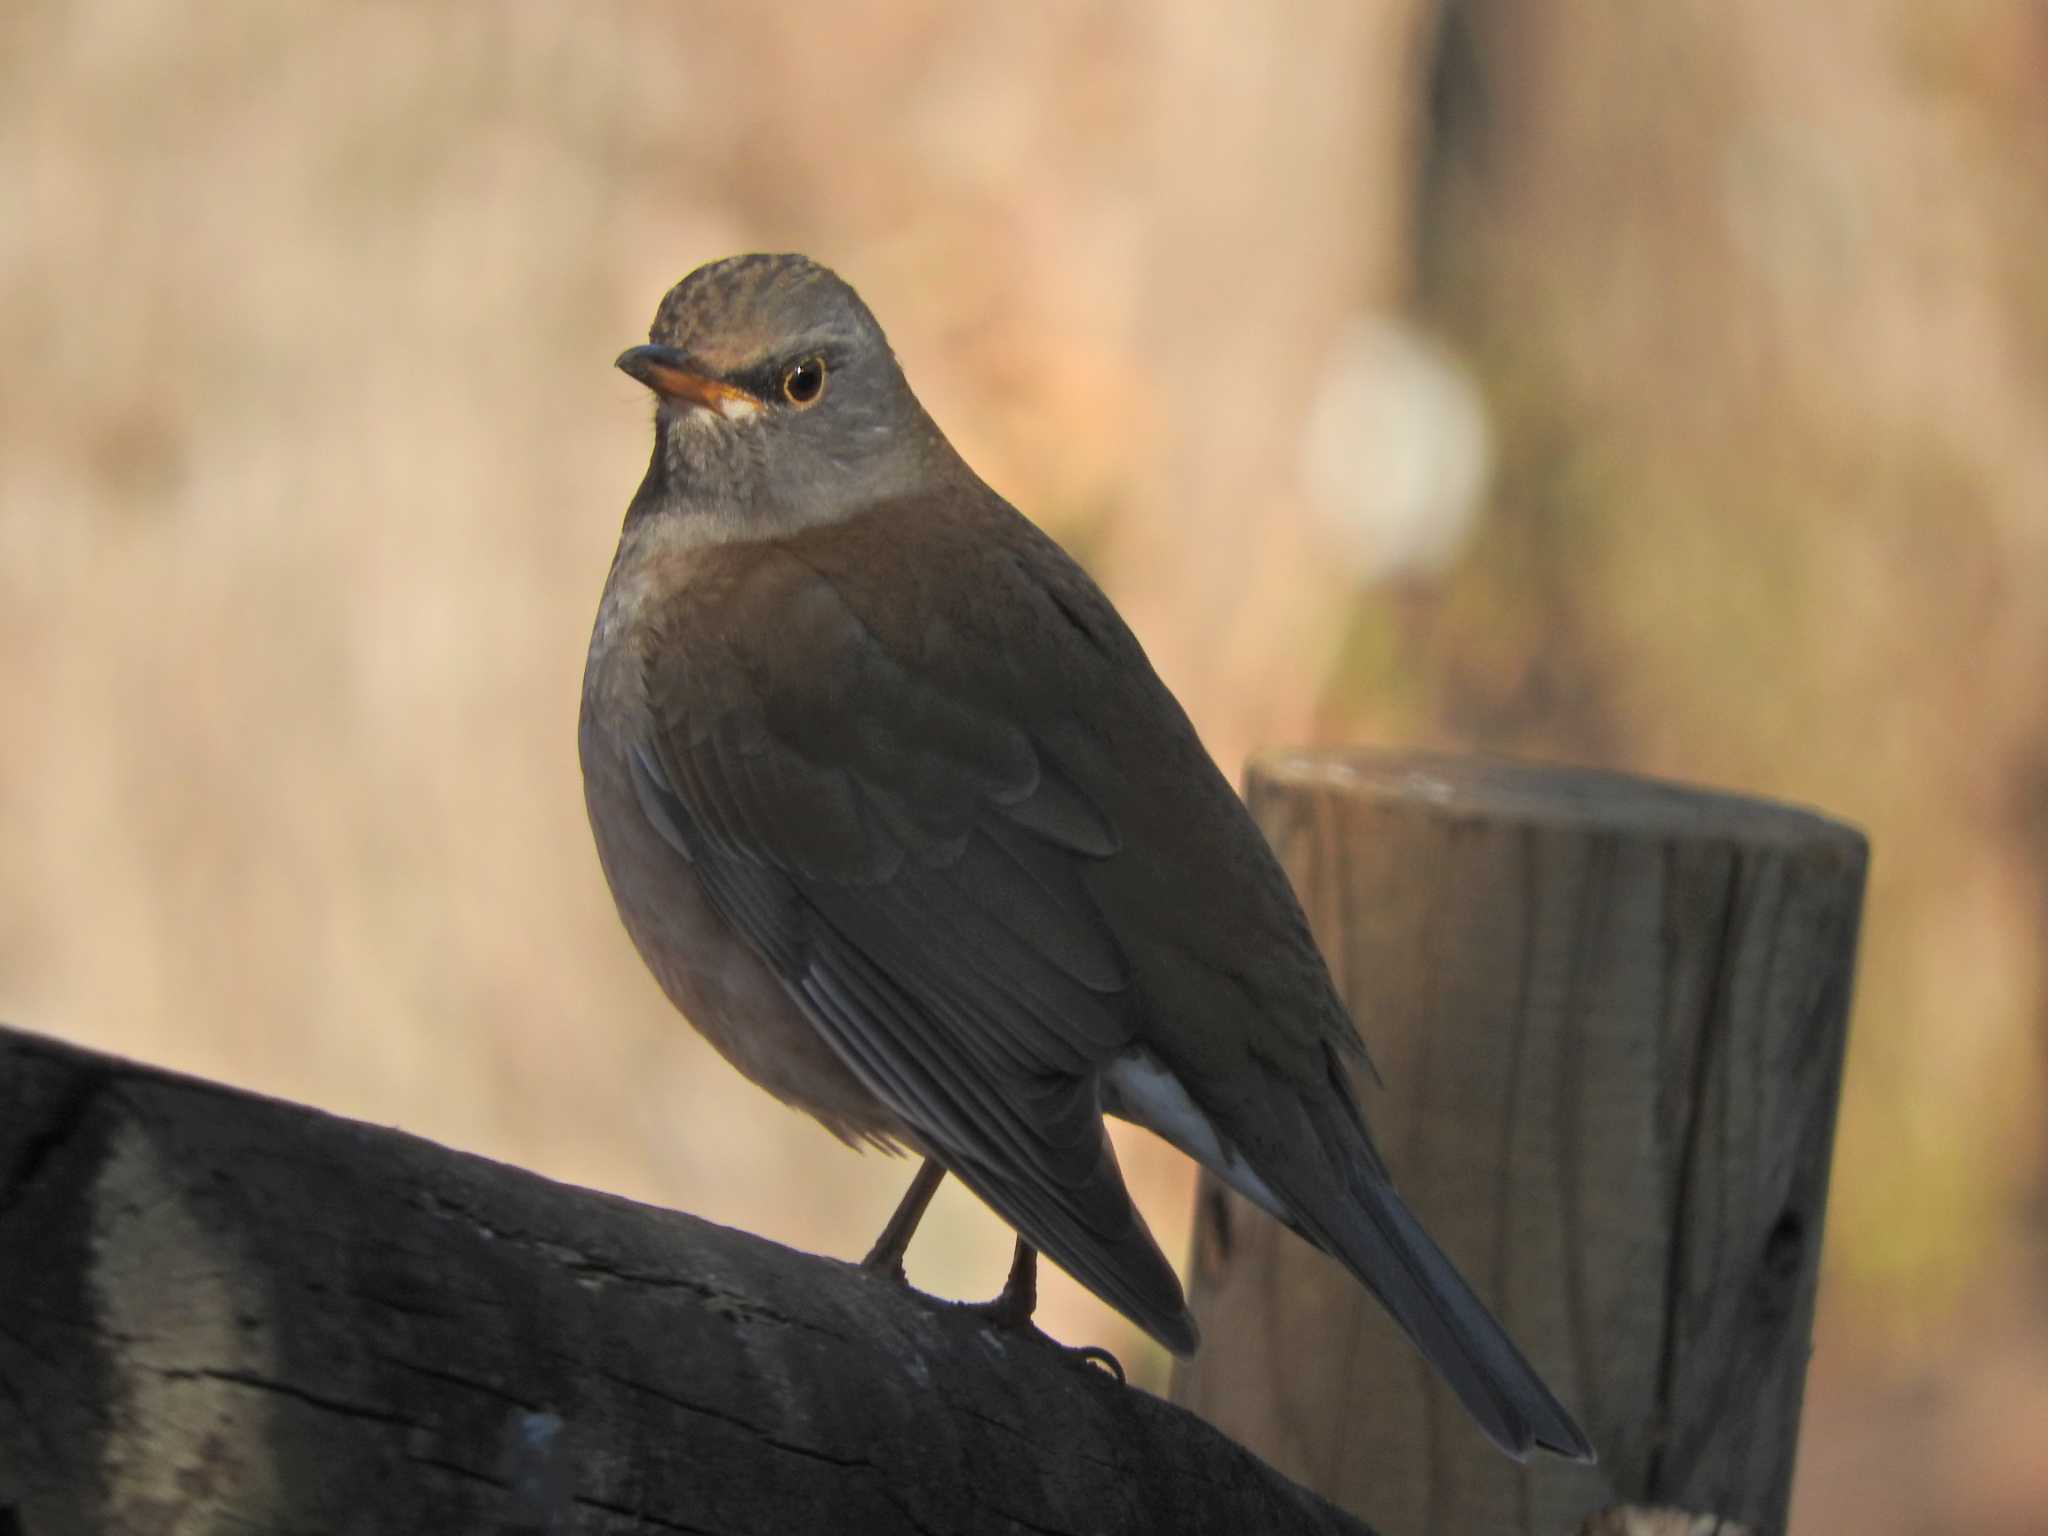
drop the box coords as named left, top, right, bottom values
left=617, top=254, right=961, bottom=535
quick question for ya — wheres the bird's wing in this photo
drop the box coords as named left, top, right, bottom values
left=630, top=535, right=1195, bottom=1351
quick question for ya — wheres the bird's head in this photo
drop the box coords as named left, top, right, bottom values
left=617, top=253, right=954, bottom=535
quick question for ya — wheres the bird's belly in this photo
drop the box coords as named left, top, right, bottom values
left=582, top=743, right=905, bottom=1148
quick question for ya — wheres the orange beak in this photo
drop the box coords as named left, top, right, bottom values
left=616, top=345, right=763, bottom=416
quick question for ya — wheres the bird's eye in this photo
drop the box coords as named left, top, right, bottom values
left=781, top=356, right=827, bottom=407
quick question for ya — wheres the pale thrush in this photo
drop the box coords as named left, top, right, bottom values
left=581, top=253, right=1593, bottom=1462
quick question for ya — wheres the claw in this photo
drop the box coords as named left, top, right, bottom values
left=859, top=1168, right=1126, bottom=1383
left=1065, top=1342, right=1125, bottom=1383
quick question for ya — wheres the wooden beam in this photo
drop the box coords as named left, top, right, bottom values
left=1171, top=750, right=1865, bottom=1536
left=0, top=1025, right=1374, bottom=1536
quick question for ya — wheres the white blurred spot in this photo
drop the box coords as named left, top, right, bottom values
left=503, top=1409, right=572, bottom=1526
left=1299, top=314, right=1493, bottom=582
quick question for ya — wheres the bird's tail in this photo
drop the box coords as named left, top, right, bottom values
left=1115, top=1041, right=1592, bottom=1458
left=1300, top=1125, right=1595, bottom=1463
left=1245, top=1056, right=1597, bottom=1458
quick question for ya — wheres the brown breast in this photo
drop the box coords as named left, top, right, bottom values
left=578, top=540, right=906, bottom=1151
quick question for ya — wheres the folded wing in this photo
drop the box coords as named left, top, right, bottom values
left=630, top=541, right=1196, bottom=1352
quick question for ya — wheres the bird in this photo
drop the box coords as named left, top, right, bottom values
left=580, top=252, right=1594, bottom=1463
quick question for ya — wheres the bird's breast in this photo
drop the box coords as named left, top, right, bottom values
left=578, top=604, right=904, bottom=1150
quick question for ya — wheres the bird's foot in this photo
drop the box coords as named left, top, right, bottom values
left=855, top=1175, right=1126, bottom=1382
left=859, top=1251, right=910, bottom=1286
left=953, top=1239, right=1125, bottom=1382
left=854, top=1254, right=1125, bottom=1378
left=955, top=1299, right=1126, bottom=1381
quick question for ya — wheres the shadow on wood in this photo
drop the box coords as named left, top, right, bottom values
left=0, top=1025, right=1373, bottom=1536
left=1171, top=750, right=1866, bottom=1536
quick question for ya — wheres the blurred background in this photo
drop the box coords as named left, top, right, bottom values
left=3, top=2, right=2044, bottom=1529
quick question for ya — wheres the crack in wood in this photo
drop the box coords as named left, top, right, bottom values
left=1646, top=846, right=1748, bottom=1494
left=153, top=1365, right=428, bottom=1432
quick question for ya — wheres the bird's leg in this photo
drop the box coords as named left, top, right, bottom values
left=976, top=1234, right=1040, bottom=1329
left=863, top=1166, right=1124, bottom=1382
left=861, top=1157, right=947, bottom=1281
left=965, top=1237, right=1125, bottom=1383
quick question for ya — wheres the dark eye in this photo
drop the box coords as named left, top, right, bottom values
left=781, top=356, right=827, bottom=406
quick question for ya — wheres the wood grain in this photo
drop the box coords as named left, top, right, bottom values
left=1170, top=749, right=1866, bottom=1536
left=0, top=1024, right=1374, bottom=1536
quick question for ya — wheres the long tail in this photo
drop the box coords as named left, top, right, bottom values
left=1314, top=1161, right=1594, bottom=1461
left=1107, top=1045, right=1592, bottom=1459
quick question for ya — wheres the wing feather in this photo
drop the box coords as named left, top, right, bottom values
left=631, top=544, right=1194, bottom=1350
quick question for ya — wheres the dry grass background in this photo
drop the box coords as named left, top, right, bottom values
left=3, top=3, right=2045, bottom=1530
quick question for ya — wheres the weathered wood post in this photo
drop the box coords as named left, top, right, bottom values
left=0, top=1026, right=1375, bottom=1536
left=1171, top=750, right=1866, bottom=1536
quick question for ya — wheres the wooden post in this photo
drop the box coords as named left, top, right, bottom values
left=1170, top=750, right=1866, bottom=1536
left=0, top=1026, right=1373, bottom=1536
